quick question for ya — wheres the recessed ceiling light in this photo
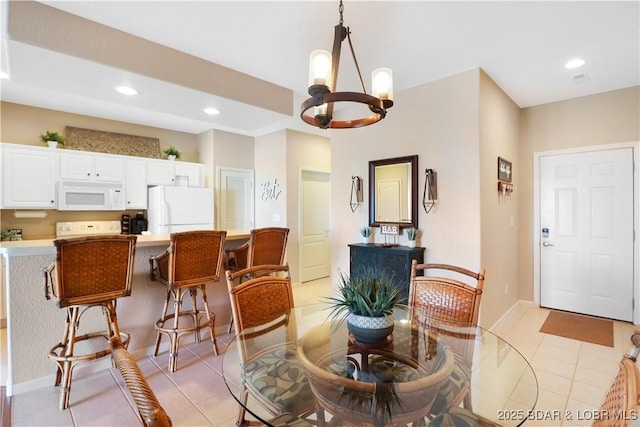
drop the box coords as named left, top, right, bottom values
left=203, top=107, right=220, bottom=115
left=0, top=71, right=8, bottom=80
left=115, top=85, right=138, bottom=95
left=565, top=58, right=586, bottom=69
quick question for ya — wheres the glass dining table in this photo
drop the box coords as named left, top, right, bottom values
left=222, top=303, right=538, bottom=427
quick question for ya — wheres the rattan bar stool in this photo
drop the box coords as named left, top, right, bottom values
left=44, top=234, right=137, bottom=410
left=149, top=230, right=227, bottom=372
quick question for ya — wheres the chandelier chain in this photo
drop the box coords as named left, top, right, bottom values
left=339, top=0, right=344, bottom=24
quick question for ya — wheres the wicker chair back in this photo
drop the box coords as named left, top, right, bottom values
left=47, top=235, right=136, bottom=308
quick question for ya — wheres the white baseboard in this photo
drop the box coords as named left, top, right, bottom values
left=488, top=299, right=537, bottom=332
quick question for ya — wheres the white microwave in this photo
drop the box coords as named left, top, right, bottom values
left=57, top=181, right=126, bottom=211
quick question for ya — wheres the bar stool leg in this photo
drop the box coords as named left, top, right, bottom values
left=190, top=287, right=201, bottom=343
left=168, top=289, right=184, bottom=373
left=198, top=284, right=218, bottom=355
left=59, top=306, right=80, bottom=410
left=154, top=289, right=172, bottom=357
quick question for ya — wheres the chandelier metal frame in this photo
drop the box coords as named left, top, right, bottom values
left=300, top=1, right=393, bottom=129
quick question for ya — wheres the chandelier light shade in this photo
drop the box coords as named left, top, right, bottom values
left=301, top=1, right=394, bottom=129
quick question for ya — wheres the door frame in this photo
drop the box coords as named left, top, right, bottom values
left=533, top=141, right=640, bottom=324
left=217, top=166, right=254, bottom=230
left=298, top=167, right=331, bottom=283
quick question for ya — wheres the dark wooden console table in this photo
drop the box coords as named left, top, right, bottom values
left=348, top=243, right=425, bottom=301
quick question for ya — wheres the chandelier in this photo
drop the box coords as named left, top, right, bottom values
left=300, top=1, right=394, bottom=129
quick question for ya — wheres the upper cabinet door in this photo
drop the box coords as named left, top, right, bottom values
left=175, top=162, right=203, bottom=187
left=59, top=151, right=124, bottom=182
left=1, top=145, right=58, bottom=209
left=125, top=158, right=147, bottom=209
left=146, top=159, right=175, bottom=186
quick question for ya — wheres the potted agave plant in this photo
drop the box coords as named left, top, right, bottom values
left=327, top=267, right=402, bottom=343
left=359, top=226, right=372, bottom=244
left=406, top=227, right=418, bottom=248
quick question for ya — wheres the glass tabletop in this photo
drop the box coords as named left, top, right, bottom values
left=222, top=303, right=538, bottom=427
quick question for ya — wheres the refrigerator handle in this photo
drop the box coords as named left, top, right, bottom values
left=159, top=192, right=169, bottom=227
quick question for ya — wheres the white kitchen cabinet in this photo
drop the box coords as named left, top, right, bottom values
left=175, top=161, right=203, bottom=187
left=146, top=159, right=176, bottom=185
left=1, top=144, right=58, bottom=209
left=59, top=151, right=125, bottom=183
left=126, top=158, right=147, bottom=209
left=146, top=159, right=203, bottom=187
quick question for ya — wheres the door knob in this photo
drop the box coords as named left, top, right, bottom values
left=542, top=241, right=554, bottom=247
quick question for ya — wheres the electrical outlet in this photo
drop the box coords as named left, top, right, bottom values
left=504, top=283, right=509, bottom=295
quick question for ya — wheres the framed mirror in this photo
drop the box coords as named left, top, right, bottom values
left=369, top=155, right=418, bottom=229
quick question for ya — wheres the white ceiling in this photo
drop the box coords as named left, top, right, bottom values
left=1, top=1, right=638, bottom=137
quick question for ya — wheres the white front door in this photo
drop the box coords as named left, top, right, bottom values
left=218, top=167, right=254, bottom=230
left=539, top=148, right=634, bottom=321
left=300, top=170, right=331, bottom=283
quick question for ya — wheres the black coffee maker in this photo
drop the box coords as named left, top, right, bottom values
left=130, top=212, right=148, bottom=235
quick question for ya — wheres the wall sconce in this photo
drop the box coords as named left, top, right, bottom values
left=350, top=176, right=363, bottom=212
left=422, top=169, right=438, bottom=214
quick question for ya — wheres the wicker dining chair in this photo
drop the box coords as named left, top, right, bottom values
left=225, top=226, right=289, bottom=332
left=226, top=264, right=315, bottom=426
left=409, top=260, right=486, bottom=418
left=592, top=330, right=640, bottom=427
left=149, top=230, right=227, bottom=372
left=44, top=234, right=137, bottom=410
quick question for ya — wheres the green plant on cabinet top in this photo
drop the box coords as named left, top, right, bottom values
left=163, top=145, right=181, bottom=159
left=40, top=130, right=65, bottom=145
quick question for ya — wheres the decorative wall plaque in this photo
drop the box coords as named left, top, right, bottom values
left=65, top=126, right=161, bottom=158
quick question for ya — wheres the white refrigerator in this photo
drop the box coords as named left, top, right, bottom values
left=147, top=186, right=214, bottom=234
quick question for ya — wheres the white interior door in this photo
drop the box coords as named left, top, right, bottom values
left=218, top=167, right=254, bottom=230
left=300, top=170, right=331, bottom=283
left=540, top=148, right=634, bottom=321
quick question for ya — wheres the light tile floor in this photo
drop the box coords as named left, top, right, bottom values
left=3, top=278, right=637, bottom=426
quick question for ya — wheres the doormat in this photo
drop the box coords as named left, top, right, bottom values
left=539, top=310, right=614, bottom=347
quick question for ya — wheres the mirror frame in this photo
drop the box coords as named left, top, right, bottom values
left=368, top=155, right=418, bottom=229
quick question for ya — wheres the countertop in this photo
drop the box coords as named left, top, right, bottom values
left=0, top=229, right=250, bottom=257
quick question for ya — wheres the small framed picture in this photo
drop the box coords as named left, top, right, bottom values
left=498, top=157, right=512, bottom=182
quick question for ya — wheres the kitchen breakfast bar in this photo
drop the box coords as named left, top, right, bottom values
left=0, top=230, right=250, bottom=396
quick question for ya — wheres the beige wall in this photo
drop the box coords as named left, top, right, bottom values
left=198, top=129, right=254, bottom=227
left=330, top=69, right=484, bottom=315
left=518, top=86, right=640, bottom=301
left=479, top=70, right=522, bottom=326
left=285, top=129, right=331, bottom=284
left=254, top=130, right=288, bottom=231
left=0, top=102, right=199, bottom=160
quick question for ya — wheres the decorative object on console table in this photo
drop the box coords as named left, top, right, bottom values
left=326, top=267, right=402, bottom=344
left=40, top=130, right=65, bottom=148
left=349, top=243, right=425, bottom=303
left=359, top=226, right=372, bottom=244
left=163, top=145, right=181, bottom=160
left=406, top=227, right=418, bottom=248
